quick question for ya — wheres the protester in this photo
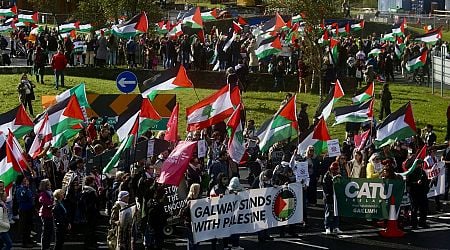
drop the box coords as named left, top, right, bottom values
left=181, top=183, right=201, bottom=250
left=406, top=157, right=430, bottom=229
left=379, top=83, right=392, bottom=120
left=38, top=179, right=54, bottom=250
left=51, top=49, right=67, bottom=90
left=16, top=176, right=34, bottom=248
left=322, top=162, right=342, bottom=234
left=34, top=45, right=46, bottom=84
left=53, top=189, right=70, bottom=250
left=17, top=73, right=35, bottom=116
left=0, top=192, right=12, bottom=250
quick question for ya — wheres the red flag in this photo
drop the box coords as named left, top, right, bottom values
left=345, top=22, right=350, bottom=34
left=238, top=16, right=247, bottom=25
left=164, top=103, right=179, bottom=143
left=157, top=141, right=197, bottom=185
left=354, top=129, right=370, bottom=151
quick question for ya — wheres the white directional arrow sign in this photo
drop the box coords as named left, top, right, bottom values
left=118, top=78, right=136, bottom=88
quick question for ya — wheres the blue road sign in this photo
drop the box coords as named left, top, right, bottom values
left=116, top=71, right=138, bottom=93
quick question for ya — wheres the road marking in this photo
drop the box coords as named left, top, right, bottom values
left=427, top=212, right=450, bottom=218
left=411, top=227, right=450, bottom=233
left=337, top=233, right=379, bottom=238
left=276, top=239, right=329, bottom=249
left=438, top=216, right=450, bottom=219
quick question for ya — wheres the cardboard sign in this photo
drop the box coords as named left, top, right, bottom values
left=327, top=139, right=341, bottom=157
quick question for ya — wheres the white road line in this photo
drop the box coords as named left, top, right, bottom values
left=427, top=212, right=450, bottom=218
left=276, top=239, right=329, bottom=249
left=411, top=227, right=450, bottom=233
left=337, top=233, right=379, bottom=238
left=438, top=216, right=450, bottom=219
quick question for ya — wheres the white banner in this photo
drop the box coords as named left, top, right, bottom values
left=190, top=183, right=303, bottom=243
left=426, top=161, right=446, bottom=198
left=327, top=139, right=341, bottom=157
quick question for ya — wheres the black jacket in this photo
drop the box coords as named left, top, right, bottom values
left=53, top=201, right=69, bottom=230
left=322, top=171, right=335, bottom=204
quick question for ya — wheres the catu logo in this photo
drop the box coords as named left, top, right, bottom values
left=344, top=182, right=393, bottom=199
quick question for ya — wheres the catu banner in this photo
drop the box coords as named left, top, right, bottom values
left=333, top=178, right=405, bottom=219
left=190, top=183, right=303, bottom=243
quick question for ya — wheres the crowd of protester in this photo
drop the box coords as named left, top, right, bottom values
left=1, top=17, right=450, bottom=250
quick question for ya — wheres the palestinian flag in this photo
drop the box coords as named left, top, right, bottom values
left=405, top=50, right=427, bottom=72
left=103, top=116, right=138, bottom=174
left=42, top=95, right=85, bottom=148
left=0, top=130, right=28, bottom=198
left=257, top=95, right=298, bottom=153
left=42, top=83, right=89, bottom=109
left=297, top=117, right=331, bottom=155
left=374, top=102, right=416, bottom=148
left=0, top=25, right=13, bottom=33
left=140, top=64, right=193, bottom=99
left=351, top=20, right=365, bottom=31
left=330, top=38, right=339, bottom=64
left=186, top=85, right=240, bottom=132
left=182, top=7, right=203, bottom=29
left=58, top=21, right=79, bottom=33
left=0, top=105, right=34, bottom=138
left=168, top=22, right=183, bottom=39
left=368, top=48, right=382, bottom=57
left=227, top=104, right=248, bottom=164
left=116, top=98, right=161, bottom=142
left=201, top=8, right=217, bottom=21
left=261, top=13, right=286, bottom=33
left=28, top=113, right=52, bottom=158
left=59, top=30, right=76, bottom=39
left=78, top=23, right=93, bottom=33
left=273, top=189, right=296, bottom=221
left=333, top=99, right=373, bottom=125
left=392, top=22, right=405, bottom=36
left=413, top=28, right=442, bottom=44
left=0, top=6, right=17, bottom=17
left=18, top=12, right=38, bottom=23
left=95, top=28, right=111, bottom=36
left=112, top=12, right=148, bottom=39
left=352, top=82, right=374, bottom=104
left=292, top=14, right=303, bottom=23
left=315, top=88, right=335, bottom=121
left=155, top=21, right=169, bottom=34
left=381, top=32, right=395, bottom=42
left=28, top=26, right=43, bottom=42
left=400, top=145, right=426, bottom=177
left=255, top=36, right=282, bottom=59
left=395, top=43, right=405, bottom=59
left=332, top=23, right=350, bottom=36
left=333, top=79, right=345, bottom=103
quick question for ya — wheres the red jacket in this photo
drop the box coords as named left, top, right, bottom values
left=51, top=53, right=67, bottom=71
left=38, top=191, right=53, bottom=218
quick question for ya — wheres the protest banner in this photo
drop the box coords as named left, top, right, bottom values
left=426, top=161, right=446, bottom=198
left=157, top=141, right=197, bottom=185
left=333, top=178, right=405, bottom=219
left=190, top=183, right=303, bottom=243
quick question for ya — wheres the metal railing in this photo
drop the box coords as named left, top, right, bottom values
left=431, top=46, right=449, bottom=97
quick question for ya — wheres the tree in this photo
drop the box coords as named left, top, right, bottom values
left=74, top=0, right=164, bottom=29
left=265, top=0, right=340, bottom=98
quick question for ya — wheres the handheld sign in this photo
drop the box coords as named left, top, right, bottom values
left=116, top=71, right=138, bottom=93
left=327, top=139, right=341, bottom=157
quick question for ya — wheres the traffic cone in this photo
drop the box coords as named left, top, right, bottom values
left=380, top=196, right=405, bottom=238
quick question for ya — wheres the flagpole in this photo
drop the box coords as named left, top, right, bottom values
left=192, top=86, right=200, bottom=101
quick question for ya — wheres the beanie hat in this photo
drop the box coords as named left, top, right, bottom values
left=117, top=191, right=129, bottom=201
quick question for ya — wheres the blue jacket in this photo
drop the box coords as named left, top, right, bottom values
left=16, top=185, right=33, bottom=211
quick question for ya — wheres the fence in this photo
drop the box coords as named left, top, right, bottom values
left=432, top=45, right=450, bottom=97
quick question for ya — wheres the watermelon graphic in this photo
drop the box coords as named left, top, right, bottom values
left=273, top=189, right=297, bottom=221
